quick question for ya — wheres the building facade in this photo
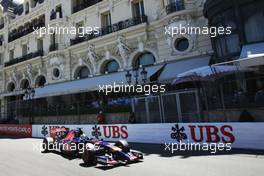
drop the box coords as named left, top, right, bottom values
left=0, top=0, right=213, bottom=123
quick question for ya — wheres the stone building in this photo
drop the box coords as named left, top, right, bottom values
left=0, top=0, right=212, bottom=124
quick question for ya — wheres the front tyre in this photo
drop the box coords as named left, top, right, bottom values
left=82, top=143, right=97, bottom=166
left=115, top=140, right=130, bottom=153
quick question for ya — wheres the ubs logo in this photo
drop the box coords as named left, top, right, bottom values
left=170, top=124, right=187, bottom=142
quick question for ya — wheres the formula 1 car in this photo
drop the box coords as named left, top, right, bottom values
left=82, top=139, right=143, bottom=166
left=42, top=127, right=143, bottom=166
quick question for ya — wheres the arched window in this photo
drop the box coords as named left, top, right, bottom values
left=7, top=82, right=15, bottom=92
left=244, top=11, right=264, bottom=43
left=134, top=52, right=155, bottom=68
left=20, top=79, right=30, bottom=90
left=75, top=66, right=90, bottom=79
left=35, top=75, right=46, bottom=87
left=103, top=60, right=120, bottom=74
left=211, top=10, right=240, bottom=59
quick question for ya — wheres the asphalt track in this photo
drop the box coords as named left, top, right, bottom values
left=0, top=137, right=264, bottom=176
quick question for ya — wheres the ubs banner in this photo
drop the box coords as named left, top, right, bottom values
left=0, top=124, right=32, bottom=137
left=32, top=123, right=264, bottom=150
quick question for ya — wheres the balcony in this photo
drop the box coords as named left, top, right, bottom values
left=8, top=21, right=45, bottom=43
left=4, top=50, right=43, bottom=67
left=49, top=43, right=59, bottom=52
left=72, top=0, right=103, bottom=14
left=70, top=15, right=148, bottom=46
left=166, top=0, right=185, bottom=15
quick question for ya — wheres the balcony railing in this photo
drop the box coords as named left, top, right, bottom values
left=4, top=50, right=43, bottom=67
left=0, top=23, right=4, bottom=30
left=166, top=0, right=185, bottom=15
left=49, top=43, right=59, bottom=52
left=70, top=15, right=148, bottom=46
left=72, top=0, right=103, bottom=13
left=8, top=21, right=45, bottom=42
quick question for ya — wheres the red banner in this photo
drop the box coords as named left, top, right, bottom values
left=0, top=124, right=32, bottom=137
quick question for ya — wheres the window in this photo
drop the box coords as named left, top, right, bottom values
left=25, top=2, right=29, bottom=14
left=241, top=1, right=264, bottom=43
left=53, top=68, right=60, bottom=78
left=56, top=5, right=63, bottom=18
left=0, top=53, right=3, bottom=65
left=22, top=44, right=27, bottom=56
left=211, top=10, right=241, bottom=59
left=75, top=66, right=90, bottom=79
left=7, top=82, right=15, bottom=92
left=101, top=11, right=112, bottom=35
left=37, top=39, right=43, bottom=51
left=51, top=33, right=56, bottom=45
left=35, top=75, right=46, bottom=87
left=174, top=37, right=189, bottom=52
left=134, top=52, right=155, bottom=68
left=31, top=0, right=37, bottom=8
left=76, top=21, right=84, bottom=37
left=21, top=79, right=30, bottom=90
left=9, top=50, right=14, bottom=60
left=132, top=0, right=145, bottom=17
left=104, top=60, right=120, bottom=74
left=244, top=11, right=264, bottom=43
left=101, top=11, right=111, bottom=27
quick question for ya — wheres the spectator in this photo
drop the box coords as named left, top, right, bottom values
left=129, top=112, right=136, bottom=124
left=97, top=111, right=105, bottom=124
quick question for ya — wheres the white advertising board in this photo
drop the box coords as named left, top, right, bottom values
left=32, top=123, right=264, bottom=150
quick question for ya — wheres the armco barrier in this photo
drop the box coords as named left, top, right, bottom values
left=32, top=123, right=264, bottom=150
left=0, top=124, right=32, bottom=137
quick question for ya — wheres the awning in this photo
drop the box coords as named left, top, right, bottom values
left=0, top=90, right=24, bottom=98
left=239, top=42, right=264, bottom=68
left=158, top=56, right=210, bottom=82
left=172, top=65, right=243, bottom=85
left=33, top=64, right=164, bottom=99
left=240, top=42, right=264, bottom=59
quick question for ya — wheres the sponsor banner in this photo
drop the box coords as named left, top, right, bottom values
left=32, top=123, right=264, bottom=150
left=0, top=124, right=32, bottom=137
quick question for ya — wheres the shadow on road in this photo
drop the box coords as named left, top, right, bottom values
left=129, top=143, right=264, bottom=159
left=41, top=150, right=80, bottom=160
left=79, top=160, right=143, bottom=170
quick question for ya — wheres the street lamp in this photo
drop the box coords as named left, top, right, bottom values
left=132, top=68, right=139, bottom=85
left=125, top=65, right=148, bottom=85
left=125, top=71, right=132, bottom=85
left=140, top=67, right=148, bottom=84
left=24, top=87, right=35, bottom=124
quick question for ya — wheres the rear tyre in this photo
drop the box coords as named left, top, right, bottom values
left=115, top=140, right=130, bottom=153
left=82, top=143, right=97, bottom=166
